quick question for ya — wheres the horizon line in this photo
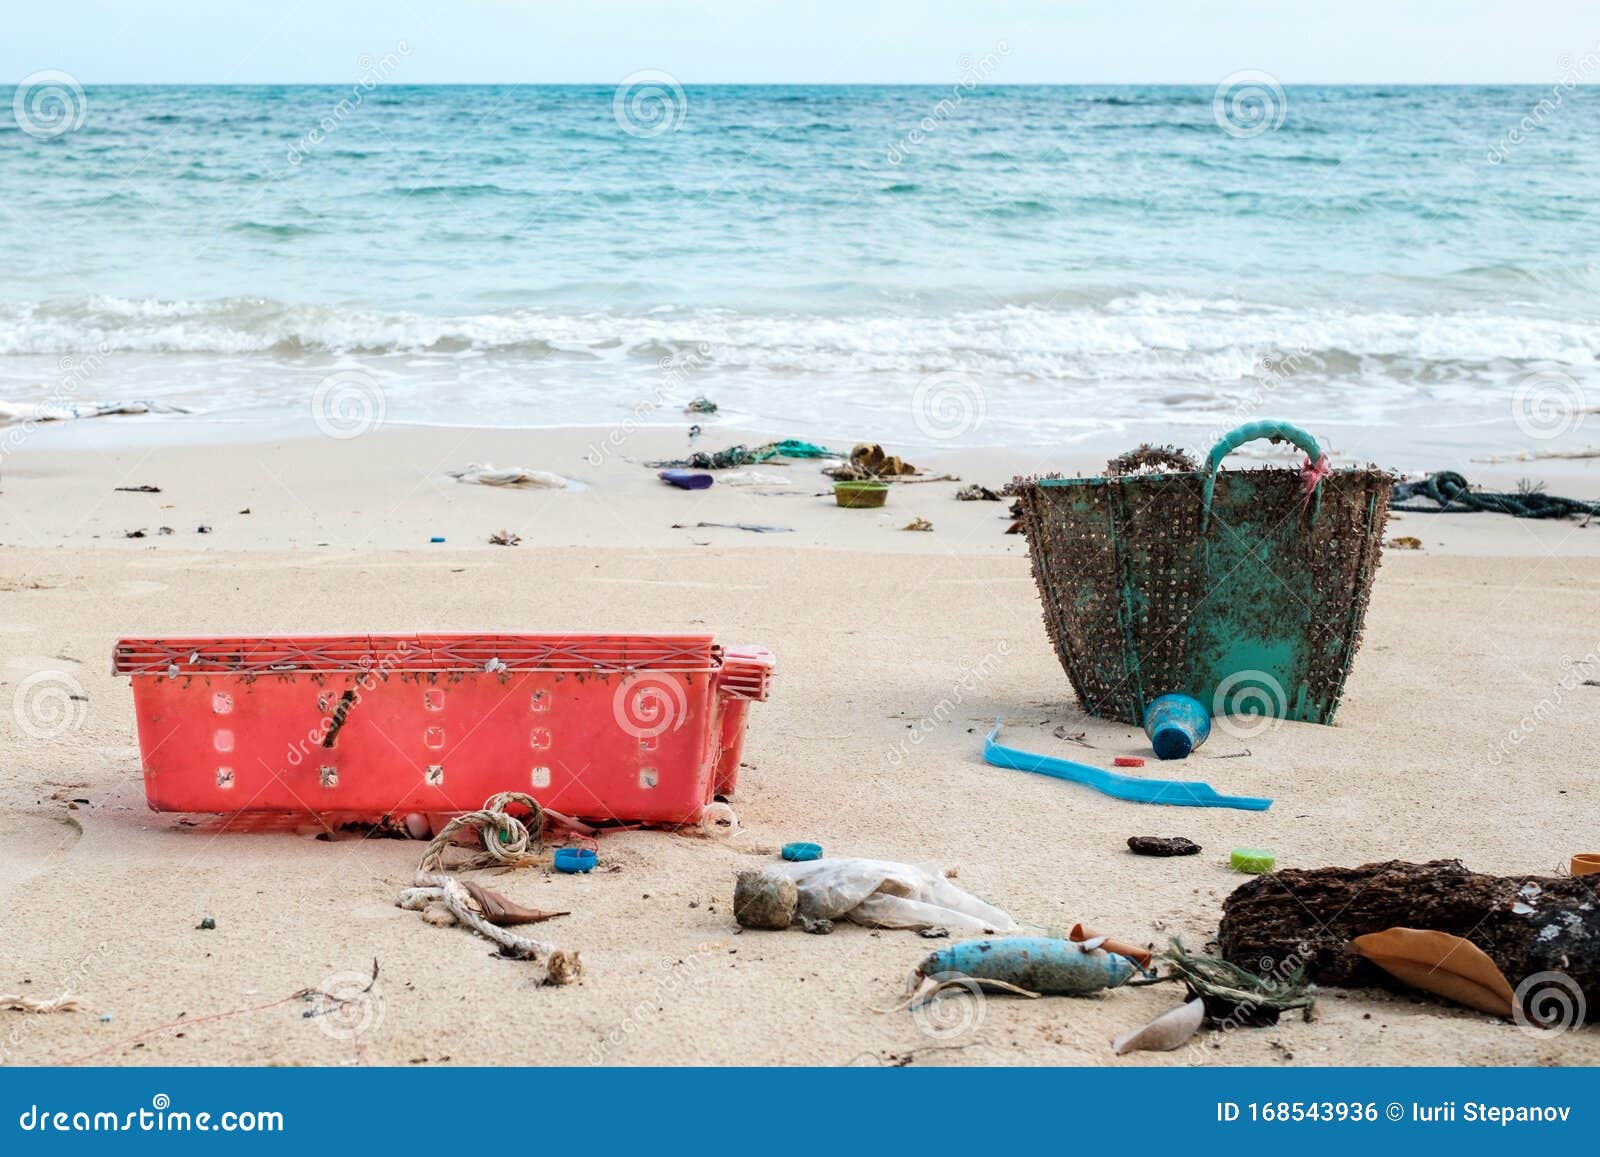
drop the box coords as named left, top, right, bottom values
left=20, top=80, right=1577, bottom=88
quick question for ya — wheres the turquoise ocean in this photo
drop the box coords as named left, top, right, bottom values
left=3, top=82, right=1597, bottom=454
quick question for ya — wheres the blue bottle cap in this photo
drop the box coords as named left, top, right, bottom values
left=553, top=847, right=597, bottom=873
left=781, top=841, right=823, bottom=862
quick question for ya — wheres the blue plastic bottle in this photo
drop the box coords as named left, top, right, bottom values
left=1143, top=693, right=1211, bottom=760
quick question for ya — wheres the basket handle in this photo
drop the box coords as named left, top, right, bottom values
left=1201, top=420, right=1325, bottom=530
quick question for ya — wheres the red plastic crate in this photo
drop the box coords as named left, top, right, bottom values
left=113, top=633, right=773, bottom=826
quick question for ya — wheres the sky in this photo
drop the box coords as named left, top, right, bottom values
left=2, top=0, right=1595, bottom=85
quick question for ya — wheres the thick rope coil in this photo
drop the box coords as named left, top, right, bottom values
left=398, top=792, right=581, bottom=985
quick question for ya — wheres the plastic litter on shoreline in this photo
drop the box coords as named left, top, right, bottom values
left=983, top=719, right=1272, bottom=811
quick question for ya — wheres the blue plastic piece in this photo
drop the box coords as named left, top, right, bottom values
left=781, top=841, right=823, bottom=862
left=553, top=847, right=597, bottom=873
left=429, top=536, right=445, bottom=543
left=1143, top=693, right=1212, bottom=760
left=983, top=719, right=1271, bottom=811
left=659, top=470, right=714, bottom=490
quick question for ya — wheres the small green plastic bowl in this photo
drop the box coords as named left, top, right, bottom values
left=834, top=481, right=889, bottom=509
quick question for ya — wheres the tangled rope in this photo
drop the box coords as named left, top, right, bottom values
left=396, top=792, right=582, bottom=984
left=1392, top=471, right=1600, bottom=520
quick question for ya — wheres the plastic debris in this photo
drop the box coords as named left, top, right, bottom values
left=198, top=916, right=216, bottom=930
left=781, top=841, right=823, bottom=862
left=895, top=937, right=1135, bottom=1008
left=735, top=858, right=1014, bottom=936
left=684, top=396, right=718, bottom=414
left=1145, top=938, right=1316, bottom=1026
left=1127, top=836, right=1201, bottom=857
left=834, top=481, right=888, bottom=508
left=1230, top=848, right=1276, bottom=874
left=1113, top=756, right=1145, bottom=768
left=671, top=521, right=793, bottom=533
left=1069, top=922, right=1154, bottom=968
left=0, top=399, right=192, bottom=424
left=955, top=484, right=1001, bottom=501
left=448, top=463, right=567, bottom=489
left=650, top=439, right=844, bottom=470
left=719, top=469, right=793, bottom=487
left=902, top=517, right=933, bottom=532
left=1143, top=693, right=1211, bottom=760
left=114, top=485, right=161, bottom=493
left=1112, top=997, right=1205, bottom=1055
left=553, top=848, right=597, bottom=874
left=396, top=793, right=580, bottom=982
left=1393, top=470, right=1600, bottom=519
left=659, top=470, right=713, bottom=490
left=985, top=719, right=1272, bottom=811
left=1572, top=854, right=1600, bottom=877
left=488, top=529, right=521, bottom=546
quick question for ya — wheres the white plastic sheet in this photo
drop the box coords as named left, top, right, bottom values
left=769, top=858, right=1015, bottom=936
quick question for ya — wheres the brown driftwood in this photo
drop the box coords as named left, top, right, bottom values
left=1218, top=859, right=1600, bottom=1021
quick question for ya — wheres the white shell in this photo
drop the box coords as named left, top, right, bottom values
left=1111, top=997, right=1205, bottom=1055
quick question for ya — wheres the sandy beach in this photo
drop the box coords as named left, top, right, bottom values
left=2, top=419, right=1597, bottom=1067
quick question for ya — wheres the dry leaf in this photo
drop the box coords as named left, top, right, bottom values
left=1112, top=998, right=1205, bottom=1055
left=460, top=880, right=569, bottom=927
left=1070, top=923, right=1154, bottom=968
left=1349, top=927, right=1515, bottom=1015
left=1386, top=536, right=1423, bottom=550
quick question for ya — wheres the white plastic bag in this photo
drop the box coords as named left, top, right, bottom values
left=769, top=858, right=1015, bottom=935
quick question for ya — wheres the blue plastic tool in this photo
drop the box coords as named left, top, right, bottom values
left=659, top=470, right=714, bottom=490
left=1142, top=693, right=1212, bottom=760
left=983, top=719, right=1271, bottom=811
left=781, top=841, right=823, bottom=862
left=553, top=847, right=597, bottom=873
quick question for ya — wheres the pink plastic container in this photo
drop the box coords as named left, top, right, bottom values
left=113, top=633, right=773, bottom=826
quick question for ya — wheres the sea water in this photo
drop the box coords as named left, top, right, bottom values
left=2, top=82, right=1596, bottom=456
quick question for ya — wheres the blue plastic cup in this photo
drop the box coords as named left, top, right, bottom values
left=1142, top=693, right=1211, bottom=760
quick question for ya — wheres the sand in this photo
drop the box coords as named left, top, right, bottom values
left=1, top=420, right=1598, bottom=1067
